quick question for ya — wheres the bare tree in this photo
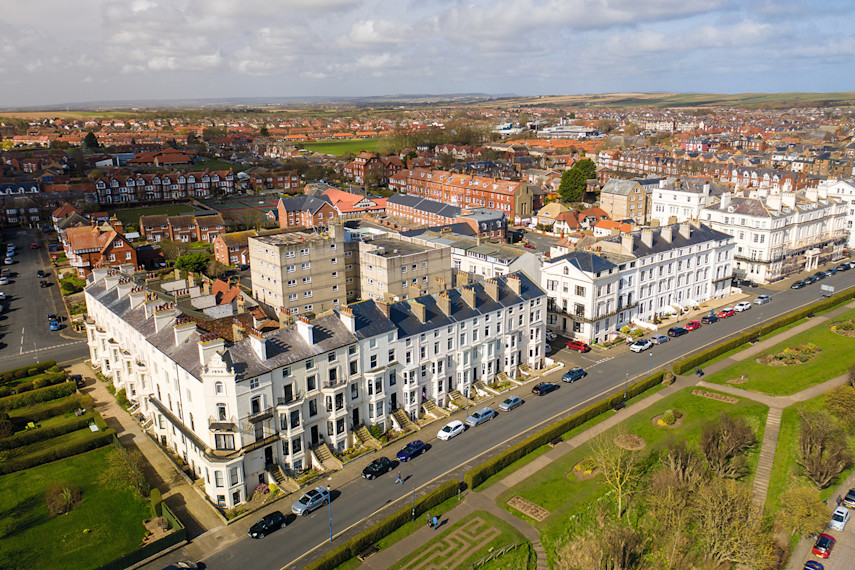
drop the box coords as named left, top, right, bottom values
left=555, top=517, right=650, bottom=570
left=659, top=441, right=705, bottom=486
left=796, top=410, right=852, bottom=489
left=646, top=469, right=692, bottom=569
left=159, top=239, right=189, bottom=261
left=778, top=485, right=830, bottom=538
left=699, top=414, right=756, bottom=479
left=825, top=385, right=855, bottom=431
left=589, top=431, right=645, bottom=518
left=98, top=447, right=150, bottom=497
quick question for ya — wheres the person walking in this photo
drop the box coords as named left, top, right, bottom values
left=426, top=512, right=432, bottom=527
left=432, top=515, right=439, bottom=531
left=395, top=471, right=403, bottom=484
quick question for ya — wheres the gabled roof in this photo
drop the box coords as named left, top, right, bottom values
left=546, top=251, right=616, bottom=274
left=601, top=179, right=642, bottom=196
left=278, top=195, right=331, bottom=214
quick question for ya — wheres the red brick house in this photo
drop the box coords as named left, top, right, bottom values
left=195, top=213, right=226, bottom=243
left=343, top=151, right=385, bottom=185
left=250, top=170, right=301, bottom=192
left=63, top=223, right=138, bottom=277
left=277, top=195, right=337, bottom=229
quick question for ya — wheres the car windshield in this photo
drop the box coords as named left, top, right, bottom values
left=817, top=536, right=830, bottom=547
left=441, top=425, right=452, bottom=432
left=833, top=513, right=845, bottom=521
left=298, top=494, right=314, bottom=504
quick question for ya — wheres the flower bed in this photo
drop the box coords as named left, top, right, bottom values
left=830, top=320, right=855, bottom=337
left=756, top=343, right=821, bottom=366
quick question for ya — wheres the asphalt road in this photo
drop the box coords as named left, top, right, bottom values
left=0, top=227, right=88, bottom=370
left=186, top=263, right=855, bottom=570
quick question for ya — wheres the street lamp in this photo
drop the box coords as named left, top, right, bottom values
left=648, top=351, right=653, bottom=379
left=411, top=481, right=416, bottom=522
left=622, top=372, right=629, bottom=405
left=326, top=482, right=332, bottom=543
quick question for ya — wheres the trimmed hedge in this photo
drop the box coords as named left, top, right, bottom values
left=14, top=394, right=94, bottom=424
left=303, top=479, right=462, bottom=570
left=0, top=412, right=96, bottom=450
left=672, top=287, right=855, bottom=375
left=0, top=360, right=57, bottom=385
left=464, top=371, right=665, bottom=490
left=0, top=428, right=116, bottom=474
left=150, top=488, right=162, bottom=517
left=0, top=372, right=68, bottom=397
left=0, top=381, right=77, bottom=412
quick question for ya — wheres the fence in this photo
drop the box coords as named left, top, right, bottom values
left=95, top=503, right=186, bottom=570
left=472, top=542, right=524, bottom=568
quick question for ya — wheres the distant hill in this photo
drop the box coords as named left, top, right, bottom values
left=491, top=92, right=855, bottom=109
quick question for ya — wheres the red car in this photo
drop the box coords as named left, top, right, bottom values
left=717, top=308, right=735, bottom=318
left=812, top=533, right=835, bottom=558
left=565, top=340, right=591, bottom=353
left=685, top=320, right=701, bottom=331
left=30, top=242, right=38, bottom=249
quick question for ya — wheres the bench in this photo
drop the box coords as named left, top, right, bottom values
left=612, top=402, right=626, bottom=412
left=358, top=545, right=379, bottom=560
left=549, top=437, right=562, bottom=447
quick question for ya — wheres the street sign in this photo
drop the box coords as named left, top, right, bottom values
left=821, top=284, right=834, bottom=297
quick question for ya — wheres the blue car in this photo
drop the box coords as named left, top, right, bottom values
left=49, top=320, right=60, bottom=331
left=396, top=440, right=425, bottom=462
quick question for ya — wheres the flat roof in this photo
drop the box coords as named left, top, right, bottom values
left=364, top=237, right=433, bottom=258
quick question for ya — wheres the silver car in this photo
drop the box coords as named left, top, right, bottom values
left=465, top=407, right=496, bottom=427
left=499, top=396, right=523, bottom=411
left=291, top=486, right=330, bottom=516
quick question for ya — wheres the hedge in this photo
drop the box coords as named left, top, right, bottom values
left=151, top=488, right=163, bottom=517
left=0, top=360, right=57, bottom=385
left=303, top=479, right=462, bottom=570
left=464, top=371, right=665, bottom=490
left=0, top=381, right=77, bottom=412
left=672, top=286, right=855, bottom=375
left=0, top=412, right=96, bottom=450
left=0, top=372, right=68, bottom=397
left=14, top=394, right=94, bottom=424
left=0, top=428, right=116, bottom=474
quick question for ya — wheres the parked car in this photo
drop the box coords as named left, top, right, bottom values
left=544, top=344, right=551, bottom=352
left=47, top=313, right=58, bottom=322
left=838, top=263, right=851, bottom=272
left=248, top=511, right=288, bottom=538
left=565, top=340, right=591, bottom=353
left=562, top=367, right=587, bottom=383
left=805, top=275, right=819, bottom=285
left=739, top=279, right=758, bottom=288
left=531, top=382, right=559, bottom=396
left=650, top=334, right=669, bottom=345
left=734, top=301, right=752, bottom=312
left=791, top=280, right=806, bottom=289
left=814, top=271, right=827, bottom=281
left=812, top=533, right=835, bottom=559
left=237, top=264, right=250, bottom=271
left=830, top=506, right=850, bottom=531
left=685, top=320, right=701, bottom=331
left=545, top=331, right=556, bottom=342
left=0, top=277, right=7, bottom=285
left=438, top=419, right=465, bottom=440
left=4, top=257, right=13, bottom=265
left=843, top=488, right=855, bottom=508
left=396, top=440, right=426, bottom=462
left=70, top=374, right=85, bottom=388
left=667, top=327, right=688, bottom=337
left=0, top=292, right=5, bottom=301
left=291, top=486, right=330, bottom=516
left=40, top=280, right=49, bottom=288
left=754, top=295, right=771, bottom=305
left=523, top=243, right=535, bottom=249
left=717, top=308, right=735, bottom=318
left=37, top=269, right=45, bottom=278
left=162, top=561, right=205, bottom=570
left=701, top=314, right=719, bottom=324
left=499, top=396, right=523, bottom=411
left=30, top=242, right=38, bottom=249
left=630, top=339, right=653, bottom=353
left=465, top=407, right=496, bottom=427
left=49, top=321, right=60, bottom=331
left=361, top=457, right=394, bottom=480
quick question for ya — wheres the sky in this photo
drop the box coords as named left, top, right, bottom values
left=3, top=0, right=855, bottom=108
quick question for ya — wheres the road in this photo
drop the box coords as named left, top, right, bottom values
left=170, top=263, right=855, bottom=570
left=0, top=227, right=88, bottom=369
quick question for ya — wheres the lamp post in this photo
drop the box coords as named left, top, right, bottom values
left=622, top=372, right=629, bottom=405
left=648, top=350, right=653, bottom=379
left=326, top=482, right=332, bottom=543
left=411, top=481, right=416, bottom=521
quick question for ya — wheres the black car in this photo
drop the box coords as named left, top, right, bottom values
left=739, top=279, right=758, bottom=288
left=362, top=457, right=394, bottom=480
left=701, top=315, right=719, bottom=324
left=47, top=313, right=57, bottom=322
left=70, top=374, right=85, bottom=389
left=36, top=269, right=45, bottom=278
left=805, top=275, right=819, bottom=285
left=248, top=510, right=288, bottom=538
left=667, top=327, right=688, bottom=337
left=791, top=280, right=807, bottom=289
left=396, top=440, right=426, bottom=462
left=40, top=280, right=49, bottom=288
left=532, top=382, right=559, bottom=396
left=837, top=263, right=850, bottom=272
left=814, top=272, right=827, bottom=280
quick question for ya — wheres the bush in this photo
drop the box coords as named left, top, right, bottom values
left=0, top=387, right=9, bottom=398
left=16, top=394, right=93, bottom=424
left=93, top=413, right=108, bottom=431
left=45, top=484, right=82, bottom=516
left=0, top=361, right=57, bottom=386
left=662, top=409, right=676, bottom=426
left=116, top=388, right=130, bottom=409
left=0, top=412, right=11, bottom=438
left=14, top=382, right=33, bottom=394
left=0, top=381, right=77, bottom=412
left=0, top=413, right=96, bottom=450
left=0, top=428, right=116, bottom=474
left=27, top=368, right=38, bottom=377
left=368, top=425, right=383, bottom=439
left=150, top=488, right=162, bottom=517
left=33, top=377, right=48, bottom=390
left=14, top=370, right=27, bottom=380
left=302, top=480, right=462, bottom=570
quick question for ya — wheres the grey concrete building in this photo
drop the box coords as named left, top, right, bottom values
left=358, top=234, right=451, bottom=302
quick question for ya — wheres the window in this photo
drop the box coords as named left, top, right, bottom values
left=215, top=471, right=224, bottom=487
left=349, top=360, right=358, bottom=375
left=250, top=377, right=259, bottom=389
left=388, top=349, right=395, bottom=362
left=300, top=248, right=310, bottom=256
left=328, top=351, right=336, bottom=362
left=214, top=434, right=235, bottom=450
left=289, top=293, right=298, bottom=302
left=303, top=290, right=313, bottom=298
left=302, top=262, right=311, bottom=270
left=370, top=354, right=378, bottom=368
left=351, top=383, right=358, bottom=399
left=292, top=437, right=302, bottom=454
left=287, top=265, right=296, bottom=273
left=287, top=279, right=296, bottom=287
left=575, top=285, right=585, bottom=296
left=302, top=277, right=312, bottom=284
left=229, top=467, right=239, bottom=486
left=307, top=374, right=317, bottom=391
left=215, top=382, right=224, bottom=394
left=308, top=399, right=317, bottom=417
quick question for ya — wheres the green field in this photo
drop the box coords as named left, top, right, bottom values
left=302, top=139, right=379, bottom=156
left=111, top=204, right=196, bottom=229
left=0, top=446, right=150, bottom=570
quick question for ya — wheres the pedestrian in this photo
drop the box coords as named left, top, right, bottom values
left=395, top=470, right=403, bottom=484
left=838, top=494, right=843, bottom=506
left=695, top=368, right=701, bottom=378
left=698, top=368, right=704, bottom=378
left=432, top=515, right=439, bottom=531
left=426, top=512, right=431, bottom=527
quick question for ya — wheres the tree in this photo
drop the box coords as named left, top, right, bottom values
left=83, top=132, right=99, bottom=150
left=45, top=484, right=82, bottom=516
left=597, top=119, right=617, bottom=133
left=259, top=126, right=269, bottom=137
left=559, top=158, right=596, bottom=203
left=98, top=447, right=150, bottom=496
left=202, top=126, right=227, bottom=141
left=623, top=122, right=640, bottom=136
left=207, top=260, right=227, bottom=279
left=778, top=485, right=829, bottom=538
left=175, top=252, right=210, bottom=274
left=699, top=414, right=755, bottom=479
left=589, top=431, right=645, bottom=518
left=555, top=516, right=650, bottom=570
left=797, top=409, right=852, bottom=488
left=159, top=239, right=190, bottom=261
left=646, top=469, right=692, bottom=569
left=659, top=441, right=705, bottom=486
left=825, top=384, right=855, bottom=430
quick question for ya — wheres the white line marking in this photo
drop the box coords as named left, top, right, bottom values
left=19, top=327, right=24, bottom=354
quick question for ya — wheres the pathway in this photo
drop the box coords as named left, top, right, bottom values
left=361, top=301, right=855, bottom=569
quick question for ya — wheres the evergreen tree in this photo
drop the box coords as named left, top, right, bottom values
left=559, top=158, right=596, bottom=202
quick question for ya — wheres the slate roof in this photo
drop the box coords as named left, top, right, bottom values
left=387, top=193, right=461, bottom=218
left=546, top=251, right=616, bottom=273
left=342, top=300, right=397, bottom=340
left=601, top=222, right=733, bottom=257
left=278, top=195, right=331, bottom=214
left=601, top=179, right=642, bottom=196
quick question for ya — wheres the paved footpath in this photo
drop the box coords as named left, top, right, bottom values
left=362, top=302, right=855, bottom=569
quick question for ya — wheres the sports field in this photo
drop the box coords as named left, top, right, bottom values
left=302, top=139, right=379, bottom=156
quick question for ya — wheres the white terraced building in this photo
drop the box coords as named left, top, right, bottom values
left=85, top=267, right=545, bottom=509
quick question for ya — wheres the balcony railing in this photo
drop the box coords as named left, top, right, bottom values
left=247, top=406, right=274, bottom=424
left=276, top=392, right=304, bottom=406
left=208, top=415, right=238, bottom=430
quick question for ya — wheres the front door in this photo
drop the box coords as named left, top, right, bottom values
left=310, top=425, right=319, bottom=446
left=390, top=393, right=397, bottom=411
left=352, top=408, right=360, bottom=426
left=264, top=446, right=273, bottom=466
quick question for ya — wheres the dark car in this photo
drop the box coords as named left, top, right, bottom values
left=837, top=263, right=850, bottom=272
left=162, top=562, right=205, bottom=570
left=248, top=511, right=288, bottom=538
left=361, top=457, right=394, bottom=480
left=532, top=382, right=559, bottom=396
left=36, top=269, right=45, bottom=278
left=791, top=280, right=807, bottom=289
left=565, top=340, right=591, bottom=353
left=812, top=533, right=835, bottom=559
left=47, top=313, right=57, bottom=322
left=805, top=275, right=819, bottom=284
left=803, top=562, right=824, bottom=570
left=814, top=271, right=827, bottom=281
left=39, top=280, right=49, bottom=288
left=238, top=264, right=250, bottom=271
left=701, top=314, right=719, bottom=324
left=842, top=487, right=855, bottom=508
left=562, top=367, right=587, bottom=383
left=667, top=327, right=688, bottom=337
left=70, top=374, right=85, bottom=389
left=396, top=440, right=426, bottom=462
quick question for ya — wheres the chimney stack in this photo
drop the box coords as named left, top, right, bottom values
left=128, top=287, right=146, bottom=309
left=483, top=279, right=499, bottom=301
left=249, top=328, right=267, bottom=360
left=296, top=316, right=314, bottom=345
left=153, top=303, right=177, bottom=332
left=232, top=317, right=246, bottom=342
left=173, top=315, right=196, bottom=345
left=339, top=306, right=356, bottom=333
left=507, top=273, right=521, bottom=295
left=236, top=296, right=247, bottom=314
left=278, top=307, right=290, bottom=329
left=408, top=300, right=426, bottom=323
left=461, top=286, right=477, bottom=308
left=198, top=333, right=225, bottom=368
left=641, top=228, right=654, bottom=248
left=436, top=291, right=451, bottom=315
left=720, top=192, right=731, bottom=210
left=621, top=233, right=635, bottom=255
left=187, top=272, right=195, bottom=288
left=679, top=223, right=691, bottom=239
left=116, top=278, right=134, bottom=299
left=661, top=225, right=673, bottom=243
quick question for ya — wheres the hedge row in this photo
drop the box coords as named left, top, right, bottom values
left=0, top=372, right=68, bottom=398
left=0, top=361, right=57, bottom=385
left=0, top=413, right=96, bottom=451
left=464, top=371, right=665, bottom=490
left=672, top=286, right=855, bottom=375
left=303, top=479, right=462, bottom=570
left=14, top=393, right=94, bottom=424
left=0, top=381, right=77, bottom=412
left=0, top=428, right=116, bottom=475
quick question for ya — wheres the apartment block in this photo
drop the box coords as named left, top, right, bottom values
left=358, top=235, right=451, bottom=302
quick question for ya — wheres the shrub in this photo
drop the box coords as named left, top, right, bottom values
left=45, top=484, right=82, bottom=516
left=0, top=412, right=11, bottom=438
left=150, top=488, right=163, bottom=517
left=14, top=382, right=33, bottom=394
left=662, top=409, right=676, bottom=426
left=16, top=393, right=93, bottom=423
left=106, top=385, right=116, bottom=395
left=0, top=413, right=95, bottom=450
left=0, top=381, right=77, bottom=412
left=116, top=388, right=130, bottom=409
left=0, top=361, right=58, bottom=386
left=368, top=425, right=383, bottom=439
left=93, top=413, right=108, bottom=431
left=0, top=387, right=9, bottom=398
left=14, top=370, right=27, bottom=380
left=27, top=368, right=38, bottom=377
left=33, top=377, right=48, bottom=390
left=0, top=428, right=116, bottom=474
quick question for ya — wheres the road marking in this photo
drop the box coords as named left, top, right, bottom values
left=3, top=340, right=85, bottom=360
left=19, top=327, right=24, bottom=354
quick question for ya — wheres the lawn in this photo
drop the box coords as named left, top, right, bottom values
left=112, top=204, right=196, bottom=228
left=389, top=510, right=531, bottom=570
left=497, top=386, right=769, bottom=567
left=195, top=158, right=249, bottom=172
left=303, top=139, right=379, bottom=156
left=702, top=307, right=855, bottom=395
left=0, top=426, right=106, bottom=463
left=0, top=446, right=150, bottom=570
